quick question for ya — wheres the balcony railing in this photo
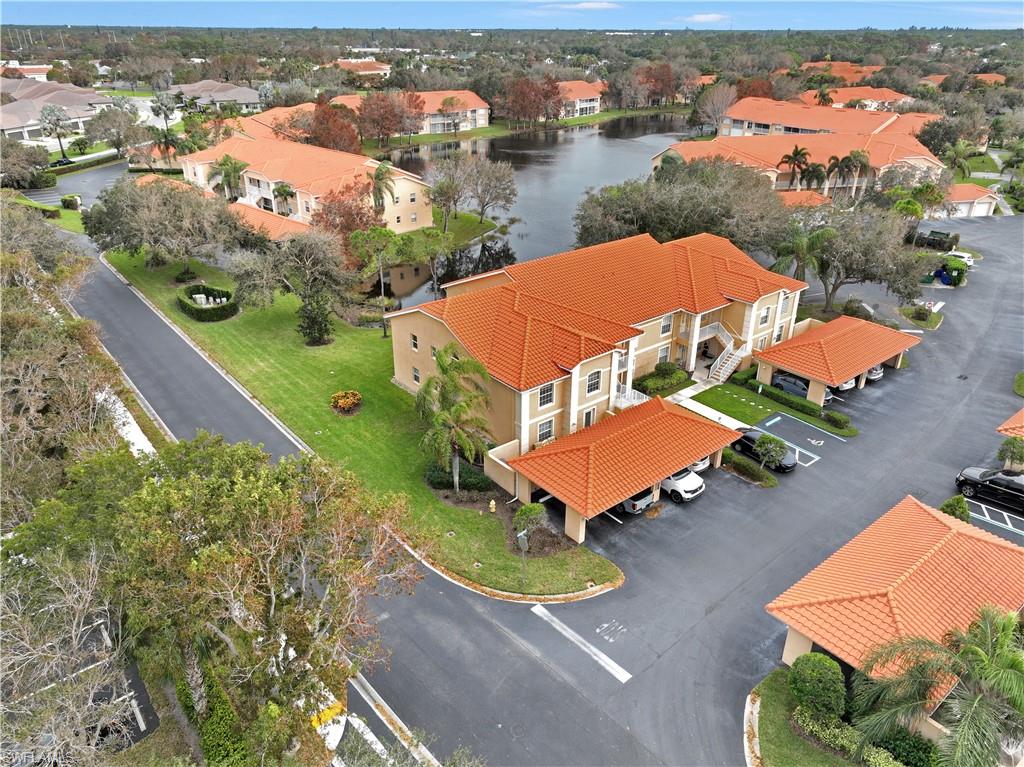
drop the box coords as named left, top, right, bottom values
left=614, top=384, right=650, bottom=411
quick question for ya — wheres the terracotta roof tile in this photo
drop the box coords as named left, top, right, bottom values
left=797, top=87, right=910, bottom=106
left=726, top=97, right=900, bottom=134
left=946, top=183, right=999, bottom=203
left=777, top=190, right=830, bottom=207
left=920, top=74, right=949, bottom=86
left=754, top=315, right=920, bottom=386
left=974, top=73, right=1006, bottom=85
left=798, top=61, right=883, bottom=84
left=557, top=80, right=603, bottom=101
left=997, top=408, right=1024, bottom=438
left=329, top=89, right=488, bottom=114
left=228, top=203, right=310, bottom=240
left=767, top=495, right=1024, bottom=671
left=334, top=59, right=390, bottom=74
left=508, top=398, right=740, bottom=517
left=133, top=173, right=216, bottom=198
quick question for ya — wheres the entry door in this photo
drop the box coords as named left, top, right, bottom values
left=583, top=408, right=596, bottom=428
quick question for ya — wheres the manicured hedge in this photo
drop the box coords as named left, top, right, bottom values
left=730, top=367, right=758, bottom=386
left=745, top=379, right=823, bottom=417
left=824, top=411, right=851, bottom=429
left=634, top=364, right=691, bottom=396
left=176, top=669, right=251, bottom=767
left=424, top=460, right=494, bottom=492
left=874, top=728, right=939, bottom=767
left=792, top=706, right=906, bottom=767
left=52, top=155, right=121, bottom=175
left=16, top=197, right=61, bottom=218
left=722, top=447, right=778, bottom=488
left=30, top=170, right=57, bottom=188
left=789, top=652, right=845, bottom=720
left=943, top=256, right=968, bottom=287
left=177, top=285, right=239, bottom=322
left=60, top=194, right=79, bottom=210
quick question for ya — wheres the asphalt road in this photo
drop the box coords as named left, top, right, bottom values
left=67, top=216, right=1023, bottom=766
left=22, top=159, right=128, bottom=207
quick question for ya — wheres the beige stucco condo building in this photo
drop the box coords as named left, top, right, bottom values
left=387, top=233, right=806, bottom=542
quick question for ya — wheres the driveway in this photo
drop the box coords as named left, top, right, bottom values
left=22, top=159, right=128, bottom=207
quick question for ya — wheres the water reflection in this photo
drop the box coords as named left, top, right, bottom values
left=389, top=239, right=517, bottom=307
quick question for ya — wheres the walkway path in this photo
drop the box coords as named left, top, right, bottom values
left=668, top=384, right=748, bottom=429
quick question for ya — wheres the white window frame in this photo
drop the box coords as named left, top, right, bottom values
left=660, top=313, right=673, bottom=335
left=586, top=370, right=601, bottom=395
left=410, top=333, right=418, bottom=351
left=583, top=407, right=596, bottom=428
left=759, top=306, right=771, bottom=326
left=756, top=336, right=767, bottom=351
left=411, top=212, right=417, bottom=223
left=430, top=346, right=437, bottom=359
left=538, top=382, right=554, bottom=408
left=537, top=419, right=554, bottom=442
left=410, top=192, right=417, bottom=203
left=658, top=345, right=670, bottom=364
left=781, top=294, right=791, bottom=314
left=412, top=366, right=421, bottom=384
left=773, top=324, right=784, bottom=344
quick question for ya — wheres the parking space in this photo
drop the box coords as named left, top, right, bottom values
left=966, top=498, right=1024, bottom=539
left=754, top=412, right=848, bottom=466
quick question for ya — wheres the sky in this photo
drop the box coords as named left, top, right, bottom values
left=3, top=1, right=1023, bottom=30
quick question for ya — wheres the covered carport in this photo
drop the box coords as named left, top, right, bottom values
left=507, top=397, right=740, bottom=544
left=752, top=316, right=921, bottom=406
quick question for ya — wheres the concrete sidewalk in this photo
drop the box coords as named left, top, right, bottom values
left=667, top=388, right=748, bottom=429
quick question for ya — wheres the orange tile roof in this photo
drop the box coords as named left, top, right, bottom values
left=508, top=398, right=740, bottom=518
left=132, top=173, right=216, bottom=198
left=726, top=97, right=899, bottom=134
left=330, top=94, right=363, bottom=111
left=878, top=111, right=941, bottom=136
left=777, top=190, right=830, bottom=207
left=997, top=408, right=1024, bottom=438
left=182, top=135, right=424, bottom=197
left=754, top=316, right=920, bottom=386
left=974, top=73, right=1006, bottom=85
left=330, top=89, right=488, bottom=114
left=334, top=59, right=390, bottom=74
left=767, top=495, right=1024, bottom=672
left=797, top=86, right=909, bottom=106
left=946, top=182, right=999, bottom=203
left=229, top=202, right=310, bottom=241
left=697, top=74, right=717, bottom=86
left=557, top=80, right=603, bottom=101
left=799, top=61, right=883, bottom=84
left=665, top=131, right=942, bottom=174
left=920, top=74, right=948, bottom=86
left=233, top=104, right=315, bottom=140
left=414, top=284, right=640, bottom=391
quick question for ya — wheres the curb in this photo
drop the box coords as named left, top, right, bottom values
left=743, top=691, right=762, bottom=767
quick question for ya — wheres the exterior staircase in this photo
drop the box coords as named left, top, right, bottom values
left=708, top=343, right=747, bottom=383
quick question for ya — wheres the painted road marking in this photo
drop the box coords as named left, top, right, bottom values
left=760, top=428, right=821, bottom=467
left=530, top=604, right=632, bottom=684
left=775, top=412, right=848, bottom=443
left=764, top=416, right=781, bottom=427
left=966, top=499, right=1024, bottom=538
left=596, top=619, right=628, bottom=644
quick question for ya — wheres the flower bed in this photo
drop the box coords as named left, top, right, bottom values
left=330, top=390, right=362, bottom=415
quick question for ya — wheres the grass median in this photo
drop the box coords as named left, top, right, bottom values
left=693, top=383, right=858, bottom=437
left=105, top=250, right=620, bottom=595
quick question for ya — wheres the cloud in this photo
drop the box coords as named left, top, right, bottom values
left=681, top=12, right=729, bottom=23
left=539, top=2, right=622, bottom=10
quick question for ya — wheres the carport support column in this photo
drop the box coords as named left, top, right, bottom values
left=806, top=380, right=828, bottom=407
left=884, top=352, right=903, bottom=369
left=565, top=506, right=586, bottom=544
left=857, top=372, right=868, bottom=390
left=711, top=448, right=724, bottom=469
left=780, top=627, right=814, bottom=666
left=756, top=361, right=773, bottom=386
left=624, top=337, right=638, bottom=392
left=568, top=366, right=581, bottom=434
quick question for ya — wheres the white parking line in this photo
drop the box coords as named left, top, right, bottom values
left=759, top=428, right=821, bottom=466
left=966, top=499, right=1024, bottom=537
left=775, top=412, right=848, bottom=443
left=530, top=604, right=632, bottom=684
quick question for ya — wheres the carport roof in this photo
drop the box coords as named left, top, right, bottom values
left=507, top=397, right=740, bottom=519
left=767, top=495, right=1024, bottom=674
left=996, top=407, right=1024, bottom=438
left=754, top=316, right=920, bottom=387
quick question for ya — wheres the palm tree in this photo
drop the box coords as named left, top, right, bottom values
left=272, top=182, right=293, bottom=215
left=942, top=139, right=976, bottom=179
left=149, top=126, right=178, bottom=168
left=151, top=92, right=177, bottom=132
left=1002, top=139, right=1024, bottom=180
left=368, top=161, right=396, bottom=213
left=853, top=606, right=1024, bottom=767
left=415, top=342, right=490, bottom=420
left=210, top=154, right=248, bottom=201
left=778, top=145, right=811, bottom=190
left=802, top=162, right=828, bottom=191
left=770, top=222, right=837, bottom=282
left=847, top=149, right=871, bottom=200
left=39, top=104, right=72, bottom=160
left=421, top=398, right=493, bottom=494
left=816, top=87, right=834, bottom=106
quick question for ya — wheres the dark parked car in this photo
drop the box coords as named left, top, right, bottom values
left=955, top=468, right=1024, bottom=512
left=730, top=428, right=798, bottom=473
left=49, top=157, right=75, bottom=167
left=771, top=372, right=833, bottom=406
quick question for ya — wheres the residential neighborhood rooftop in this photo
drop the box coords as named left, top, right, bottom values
left=329, top=88, right=488, bottom=113
left=798, top=60, right=884, bottom=83
left=725, top=98, right=938, bottom=136
left=753, top=315, right=920, bottom=386
left=508, top=397, right=741, bottom=519
left=229, top=202, right=311, bottom=240
left=777, top=189, right=831, bottom=207
left=997, top=407, right=1024, bottom=438
left=766, top=494, right=1024, bottom=671
left=556, top=79, right=604, bottom=101
left=946, top=182, right=1000, bottom=204
left=796, top=86, right=910, bottom=106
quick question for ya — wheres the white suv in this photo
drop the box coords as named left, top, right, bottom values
left=661, top=468, right=706, bottom=503
left=944, top=250, right=975, bottom=268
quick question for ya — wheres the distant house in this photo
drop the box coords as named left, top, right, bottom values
left=332, top=58, right=392, bottom=79
left=777, top=189, right=830, bottom=208
left=919, top=73, right=949, bottom=88
left=0, top=77, right=112, bottom=139
left=720, top=98, right=938, bottom=138
left=556, top=80, right=603, bottom=118
left=330, top=89, right=490, bottom=135
left=941, top=183, right=1000, bottom=218
left=180, top=135, right=432, bottom=234
left=798, top=60, right=883, bottom=84
left=171, top=80, right=261, bottom=112
left=654, top=131, right=944, bottom=198
left=796, top=86, right=911, bottom=111
left=1, top=62, right=52, bottom=81
left=974, top=72, right=1007, bottom=86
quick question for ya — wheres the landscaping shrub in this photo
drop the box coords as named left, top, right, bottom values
left=943, top=256, right=968, bottom=287
left=841, top=297, right=871, bottom=321
left=789, top=652, right=846, bottom=720
left=514, top=502, right=546, bottom=533
left=175, top=268, right=198, bottom=283
left=912, top=305, right=931, bottom=321
left=330, top=390, right=362, bottom=413
left=722, top=447, right=778, bottom=487
left=174, top=676, right=196, bottom=723
left=730, top=367, right=758, bottom=386
left=52, top=154, right=120, bottom=175
left=997, top=436, right=1024, bottom=465
left=60, top=194, right=79, bottom=210
left=424, top=461, right=493, bottom=492
left=654, top=361, right=678, bottom=376
left=939, top=494, right=970, bottom=523
left=792, top=706, right=905, bottom=767
left=824, top=411, right=851, bottom=429
left=198, top=671, right=251, bottom=767
left=745, top=380, right=823, bottom=417
left=356, top=312, right=382, bottom=326
left=635, top=364, right=690, bottom=396
left=30, top=170, right=57, bottom=188
left=873, top=727, right=939, bottom=767
left=176, top=285, right=239, bottom=322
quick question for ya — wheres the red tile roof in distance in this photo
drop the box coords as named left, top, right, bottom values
left=997, top=408, right=1024, bottom=438
left=920, top=74, right=949, bottom=86
left=797, top=86, right=910, bottom=106
left=331, top=90, right=488, bottom=114
left=754, top=316, right=920, bottom=386
left=508, top=398, right=740, bottom=518
left=798, top=61, right=883, bottom=84
left=777, top=190, right=830, bottom=207
left=726, top=97, right=899, bottom=134
left=557, top=80, right=604, bottom=101
left=133, top=172, right=216, bottom=198
left=946, top=183, right=999, bottom=203
left=974, top=73, right=1006, bottom=85
left=766, top=495, right=1024, bottom=671
left=334, top=59, right=390, bottom=74
left=228, top=203, right=310, bottom=241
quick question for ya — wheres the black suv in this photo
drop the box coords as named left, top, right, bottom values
left=955, top=468, right=1024, bottom=512
left=771, top=372, right=834, bottom=406
left=730, top=428, right=798, bottom=472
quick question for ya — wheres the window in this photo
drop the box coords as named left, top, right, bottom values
left=430, top=346, right=437, bottom=359
left=410, top=333, right=418, bottom=351
left=756, top=336, right=767, bottom=351
left=781, top=294, right=792, bottom=314
left=413, top=266, right=420, bottom=276
left=304, top=201, right=311, bottom=213
left=660, top=313, right=673, bottom=335
left=773, top=325, right=784, bottom=344
left=395, top=215, right=401, bottom=224
left=759, top=306, right=771, bottom=326
left=538, top=419, right=554, bottom=442
left=583, top=408, right=596, bottom=428
left=393, top=194, right=400, bottom=205
left=586, top=370, right=601, bottom=395
left=410, top=193, right=416, bottom=203
left=412, top=367, right=421, bottom=384
left=658, top=346, right=670, bottom=364
left=539, top=383, right=554, bottom=407
left=411, top=213, right=417, bottom=223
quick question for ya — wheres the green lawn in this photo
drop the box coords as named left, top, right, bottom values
left=428, top=206, right=496, bottom=246
left=49, top=141, right=110, bottom=161
left=967, top=153, right=999, bottom=174
left=13, top=195, right=85, bottom=234
left=693, top=383, right=858, bottom=437
left=953, top=172, right=1003, bottom=187
left=755, top=668, right=858, bottom=767
left=899, top=306, right=944, bottom=330
left=98, top=88, right=155, bottom=98
left=105, top=251, right=620, bottom=595
left=554, top=104, right=689, bottom=128
left=1014, top=372, right=1024, bottom=398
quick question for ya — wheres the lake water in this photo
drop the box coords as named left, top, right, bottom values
left=387, top=113, right=693, bottom=306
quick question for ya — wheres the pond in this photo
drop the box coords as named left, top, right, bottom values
left=386, top=112, right=694, bottom=306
